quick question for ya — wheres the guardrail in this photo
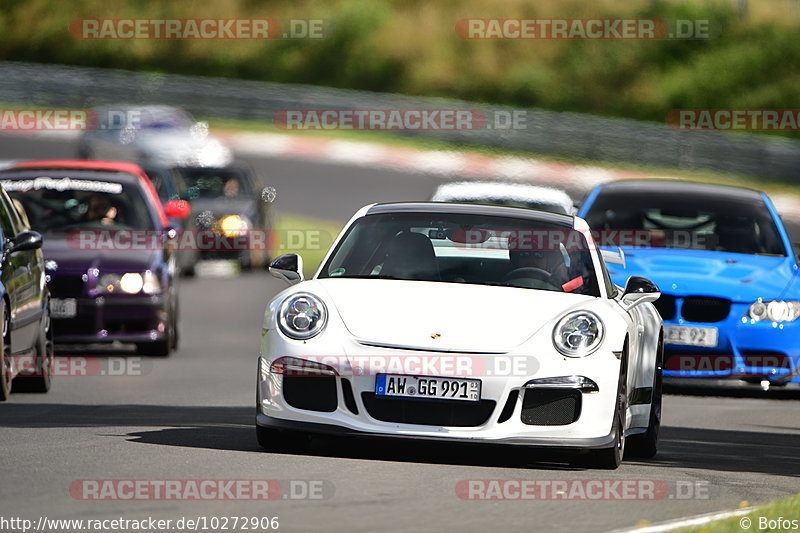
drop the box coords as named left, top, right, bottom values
left=1, top=60, right=798, bottom=181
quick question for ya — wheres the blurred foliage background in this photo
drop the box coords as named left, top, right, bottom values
left=1, top=0, right=799, bottom=123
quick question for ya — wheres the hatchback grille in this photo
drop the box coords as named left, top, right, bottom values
left=680, top=297, right=731, bottom=323
left=520, top=389, right=581, bottom=425
left=361, top=393, right=495, bottom=427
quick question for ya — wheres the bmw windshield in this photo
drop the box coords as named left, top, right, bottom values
left=583, top=190, right=786, bottom=256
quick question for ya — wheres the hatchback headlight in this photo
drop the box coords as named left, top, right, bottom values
left=96, top=272, right=161, bottom=295
left=553, top=311, right=604, bottom=357
left=748, top=300, right=800, bottom=322
left=278, top=293, right=327, bottom=340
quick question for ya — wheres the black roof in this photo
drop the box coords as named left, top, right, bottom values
left=366, top=201, right=574, bottom=226
left=597, top=180, right=763, bottom=201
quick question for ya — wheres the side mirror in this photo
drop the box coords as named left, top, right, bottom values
left=6, top=230, right=43, bottom=255
left=621, top=276, right=660, bottom=310
left=164, top=200, right=191, bottom=220
left=269, top=253, right=303, bottom=285
left=793, top=243, right=800, bottom=263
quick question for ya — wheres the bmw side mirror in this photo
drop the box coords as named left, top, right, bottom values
left=7, top=230, right=43, bottom=254
left=621, top=276, right=660, bottom=310
left=270, top=253, right=304, bottom=285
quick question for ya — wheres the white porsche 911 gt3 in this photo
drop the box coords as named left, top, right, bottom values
left=257, top=202, right=664, bottom=469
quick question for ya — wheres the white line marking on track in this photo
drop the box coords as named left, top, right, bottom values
left=609, top=506, right=755, bottom=533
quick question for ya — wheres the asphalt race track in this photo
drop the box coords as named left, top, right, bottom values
left=1, top=134, right=799, bottom=533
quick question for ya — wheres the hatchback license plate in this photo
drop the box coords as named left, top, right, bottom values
left=50, top=298, right=77, bottom=319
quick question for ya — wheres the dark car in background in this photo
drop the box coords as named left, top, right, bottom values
left=140, top=164, right=199, bottom=276
left=175, top=165, right=275, bottom=270
left=0, top=186, right=51, bottom=400
left=0, top=160, right=179, bottom=356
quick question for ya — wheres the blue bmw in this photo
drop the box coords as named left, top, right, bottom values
left=579, top=180, right=800, bottom=389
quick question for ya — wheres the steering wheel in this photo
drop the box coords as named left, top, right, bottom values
left=503, top=267, right=561, bottom=290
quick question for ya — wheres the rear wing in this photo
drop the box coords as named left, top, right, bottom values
left=600, top=247, right=626, bottom=268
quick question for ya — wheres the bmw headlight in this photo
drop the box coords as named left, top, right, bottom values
left=748, top=300, right=800, bottom=322
left=96, top=272, right=161, bottom=295
left=553, top=311, right=604, bottom=357
left=278, top=293, right=327, bottom=340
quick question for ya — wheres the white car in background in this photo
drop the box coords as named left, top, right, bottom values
left=431, top=181, right=576, bottom=215
left=77, top=105, right=232, bottom=168
left=257, top=202, right=664, bottom=469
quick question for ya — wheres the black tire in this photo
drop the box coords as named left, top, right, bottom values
left=627, top=333, right=663, bottom=459
left=256, top=424, right=308, bottom=452
left=137, top=338, right=170, bottom=356
left=0, top=300, right=10, bottom=401
left=13, top=307, right=53, bottom=393
left=577, top=340, right=628, bottom=470
left=170, top=300, right=179, bottom=351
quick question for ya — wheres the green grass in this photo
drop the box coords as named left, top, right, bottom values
left=273, top=213, right=343, bottom=277
left=5, top=0, right=800, bottom=129
left=679, top=494, right=800, bottom=533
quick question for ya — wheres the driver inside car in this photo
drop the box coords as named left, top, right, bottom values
left=85, top=193, right=120, bottom=225
left=505, top=248, right=570, bottom=289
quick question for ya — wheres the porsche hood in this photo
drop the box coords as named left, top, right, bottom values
left=312, top=279, right=595, bottom=353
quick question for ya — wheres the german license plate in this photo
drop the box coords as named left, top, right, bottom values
left=50, top=298, right=77, bottom=319
left=664, top=325, right=718, bottom=347
left=375, top=374, right=481, bottom=402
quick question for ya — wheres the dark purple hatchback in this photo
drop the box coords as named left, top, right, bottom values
left=0, top=160, right=179, bottom=356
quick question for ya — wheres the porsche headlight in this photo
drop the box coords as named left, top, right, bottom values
left=218, top=214, right=250, bottom=238
left=748, top=300, right=800, bottom=322
left=553, top=311, right=604, bottom=357
left=278, top=293, right=327, bottom=340
left=96, top=272, right=161, bottom=295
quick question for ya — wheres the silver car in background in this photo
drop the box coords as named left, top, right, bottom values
left=431, top=181, right=576, bottom=215
left=77, top=105, right=232, bottom=168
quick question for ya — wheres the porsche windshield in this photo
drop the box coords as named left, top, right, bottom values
left=0, top=175, right=156, bottom=232
left=583, top=191, right=786, bottom=256
left=320, top=212, right=601, bottom=297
